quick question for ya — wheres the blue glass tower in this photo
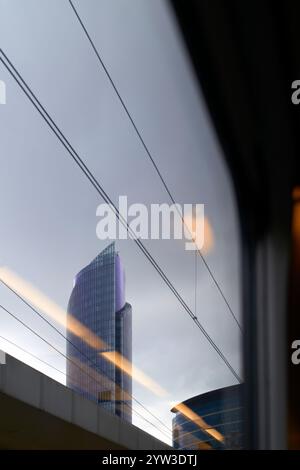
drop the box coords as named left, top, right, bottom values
left=171, top=385, right=243, bottom=449
left=66, top=243, right=132, bottom=422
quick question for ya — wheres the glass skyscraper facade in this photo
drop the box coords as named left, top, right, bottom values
left=171, top=385, right=243, bottom=449
left=66, top=243, right=132, bottom=422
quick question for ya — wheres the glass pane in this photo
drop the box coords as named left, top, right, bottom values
left=0, top=0, right=243, bottom=449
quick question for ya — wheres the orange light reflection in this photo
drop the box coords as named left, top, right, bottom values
left=102, top=351, right=167, bottom=398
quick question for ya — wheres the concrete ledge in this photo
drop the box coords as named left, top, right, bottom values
left=0, top=353, right=172, bottom=450
left=41, top=375, right=73, bottom=422
left=73, top=393, right=98, bottom=434
left=3, top=357, right=41, bottom=408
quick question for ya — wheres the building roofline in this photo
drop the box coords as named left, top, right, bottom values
left=170, top=384, right=242, bottom=413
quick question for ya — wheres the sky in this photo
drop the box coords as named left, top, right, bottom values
left=0, top=0, right=242, bottom=444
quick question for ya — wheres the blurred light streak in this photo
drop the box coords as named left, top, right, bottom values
left=0, top=267, right=105, bottom=350
left=68, top=354, right=132, bottom=403
left=0, top=269, right=167, bottom=400
left=171, top=401, right=224, bottom=443
left=101, top=351, right=167, bottom=397
left=184, top=213, right=214, bottom=254
left=0, top=266, right=216, bottom=443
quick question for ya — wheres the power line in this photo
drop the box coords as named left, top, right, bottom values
left=0, top=48, right=172, bottom=434
left=0, top=332, right=171, bottom=439
left=130, top=407, right=170, bottom=442
left=68, top=0, right=242, bottom=333
left=0, top=279, right=172, bottom=435
left=0, top=338, right=170, bottom=442
left=0, top=49, right=242, bottom=384
left=1, top=326, right=172, bottom=444
left=0, top=303, right=171, bottom=440
left=0, top=333, right=66, bottom=378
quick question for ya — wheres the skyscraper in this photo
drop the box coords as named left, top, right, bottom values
left=66, top=243, right=132, bottom=422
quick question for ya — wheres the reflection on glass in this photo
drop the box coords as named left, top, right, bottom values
left=67, top=243, right=132, bottom=421
left=172, top=385, right=243, bottom=450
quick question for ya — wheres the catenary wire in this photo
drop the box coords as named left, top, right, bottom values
left=0, top=49, right=242, bottom=384
left=0, top=333, right=66, bottom=377
left=0, top=279, right=172, bottom=435
left=68, top=0, right=242, bottom=333
left=0, top=332, right=232, bottom=446
left=0, top=332, right=163, bottom=435
left=0, top=303, right=171, bottom=440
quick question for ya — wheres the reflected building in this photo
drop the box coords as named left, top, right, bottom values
left=66, top=243, right=132, bottom=422
left=171, top=385, right=243, bottom=449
